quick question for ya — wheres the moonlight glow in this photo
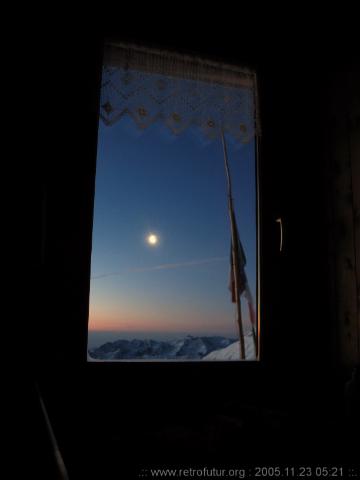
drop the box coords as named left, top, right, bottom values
left=147, top=234, right=159, bottom=246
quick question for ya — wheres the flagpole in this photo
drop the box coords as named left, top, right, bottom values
left=221, top=129, right=246, bottom=360
left=245, top=282, right=258, bottom=356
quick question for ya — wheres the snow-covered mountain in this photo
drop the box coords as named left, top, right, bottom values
left=203, top=335, right=256, bottom=361
left=88, top=335, right=237, bottom=361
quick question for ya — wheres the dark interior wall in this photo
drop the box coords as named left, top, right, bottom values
left=28, top=26, right=359, bottom=477
left=325, top=69, right=360, bottom=367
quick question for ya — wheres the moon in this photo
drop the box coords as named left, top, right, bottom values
left=147, top=233, right=159, bottom=246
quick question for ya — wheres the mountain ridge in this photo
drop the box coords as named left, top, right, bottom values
left=88, top=335, right=238, bottom=360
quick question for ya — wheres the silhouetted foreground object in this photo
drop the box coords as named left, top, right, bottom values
left=14, top=381, right=68, bottom=479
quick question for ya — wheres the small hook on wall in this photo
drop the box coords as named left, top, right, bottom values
left=276, top=218, right=283, bottom=252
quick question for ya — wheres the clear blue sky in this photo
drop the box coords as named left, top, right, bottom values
left=88, top=114, right=257, bottom=347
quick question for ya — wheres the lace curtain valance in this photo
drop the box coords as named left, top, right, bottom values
left=100, top=42, right=260, bottom=142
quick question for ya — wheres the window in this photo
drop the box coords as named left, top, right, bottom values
left=87, top=42, right=260, bottom=361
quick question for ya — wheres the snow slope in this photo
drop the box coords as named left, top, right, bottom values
left=203, top=335, right=256, bottom=361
